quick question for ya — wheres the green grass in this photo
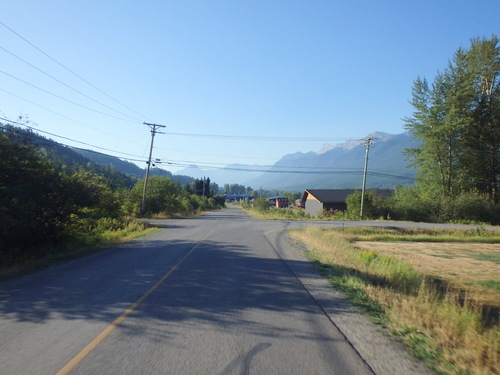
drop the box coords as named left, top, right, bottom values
left=425, top=248, right=500, bottom=264
left=394, top=326, right=444, bottom=372
left=330, top=275, right=388, bottom=325
left=337, top=226, right=500, bottom=244
left=470, top=252, right=500, bottom=264
left=429, top=253, right=455, bottom=259
left=473, top=280, right=500, bottom=291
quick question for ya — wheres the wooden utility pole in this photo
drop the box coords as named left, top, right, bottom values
left=140, top=122, right=166, bottom=215
left=360, top=137, right=376, bottom=219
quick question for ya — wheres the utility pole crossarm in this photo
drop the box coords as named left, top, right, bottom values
left=140, top=122, right=167, bottom=215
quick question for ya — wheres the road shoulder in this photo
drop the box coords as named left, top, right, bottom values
left=264, top=227, right=434, bottom=375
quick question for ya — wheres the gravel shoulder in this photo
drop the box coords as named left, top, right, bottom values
left=264, top=226, right=435, bottom=375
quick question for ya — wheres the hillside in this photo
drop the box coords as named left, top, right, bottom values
left=6, top=125, right=418, bottom=192
left=71, top=148, right=150, bottom=177
left=1, top=125, right=198, bottom=188
left=245, top=132, right=418, bottom=190
left=1, top=126, right=137, bottom=189
left=175, top=131, right=419, bottom=191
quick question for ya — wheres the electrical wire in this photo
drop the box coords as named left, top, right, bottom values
left=164, top=131, right=362, bottom=142
left=160, top=157, right=361, bottom=171
left=0, top=20, right=152, bottom=122
left=1, top=70, right=137, bottom=123
left=0, top=117, right=147, bottom=161
left=154, top=144, right=282, bottom=161
left=0, top=46, right=142, bottom=122
left=165, top=160, right=416, bottom=180
left=0, top=117, right=417, bottom=181
left=0, top=88, right=145, bottom=146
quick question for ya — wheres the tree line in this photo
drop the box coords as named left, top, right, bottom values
left=0, top=125, right=225, bottom=264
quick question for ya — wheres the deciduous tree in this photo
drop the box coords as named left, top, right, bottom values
left=405, top=35, right=500, bottom=201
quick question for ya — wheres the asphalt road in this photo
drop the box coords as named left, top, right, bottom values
left=0, top=207, right=444, bottom=375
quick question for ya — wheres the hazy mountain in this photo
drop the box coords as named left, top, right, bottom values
left=11, top=124, right=419, bottom=192
left=174, top=131, right=419, bottom=191
left=64, top=129, right=419, bottom=192
left=245, top=131, right=419, bottom=191
left=176, top=163, right=268, bottom=186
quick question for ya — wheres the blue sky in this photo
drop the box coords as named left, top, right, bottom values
left=1, top=1, right=499, bottom=174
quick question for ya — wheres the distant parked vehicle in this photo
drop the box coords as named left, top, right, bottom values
left=294, top=198, right=304, bottom=208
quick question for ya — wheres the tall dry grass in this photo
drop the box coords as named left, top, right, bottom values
left=290, top=226, right=499, bottom=375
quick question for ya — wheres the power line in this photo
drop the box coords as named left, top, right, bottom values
left=1, top=70, right=137, bottom=123
left=0, top=46, right=142, bottom=122
left=154, top=144, right=280, bottom=161
left=163, top=158, right=360, bottom=171
left=0, top=20, right=152, bottom=122
left=0, top=117, right=147, bottom=160
left=0, top=88, right=145, bottom=146
left=164, top=131, right=363, bottom=142
left=157, top=155, right=416, bottom=176
left=0, top=117, right=417, bottom=182
left=166, top=160, right=415, bottom=180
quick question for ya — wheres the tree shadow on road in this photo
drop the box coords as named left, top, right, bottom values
left=0, top=234, right=357, bottom=344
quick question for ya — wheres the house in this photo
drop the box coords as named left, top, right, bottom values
left=301, top=189, right=392, bottom=216
left=268, top=197, right=289, bottom=208
left=301, top=189, right=355, bottom=216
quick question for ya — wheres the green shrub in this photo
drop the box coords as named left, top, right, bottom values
left=254, top=197, right=270, bottom=212
left=440, top=193, right=500, bottom=224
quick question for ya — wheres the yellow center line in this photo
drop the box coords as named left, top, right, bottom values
left=55, top=230, right=213, bottom=375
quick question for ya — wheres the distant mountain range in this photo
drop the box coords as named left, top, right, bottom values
left=178, top=131, right=419, bottom=191
left=20, top=125, right=418, bottom=192
left=175, top=163, right=267, bottom=187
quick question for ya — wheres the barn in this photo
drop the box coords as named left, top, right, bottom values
left=301, top=189, right=355, bottom=216
left=301, top=189, right=393, bottom=216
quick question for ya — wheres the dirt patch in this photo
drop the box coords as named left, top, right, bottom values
left=352, top=241, right=500, bottom=305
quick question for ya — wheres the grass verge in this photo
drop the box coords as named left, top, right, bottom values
left=290, top=226, right=499, bottom=375
left=0, top=220, right=161, bottom=280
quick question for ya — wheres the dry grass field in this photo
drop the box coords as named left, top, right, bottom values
left=352, top=241, right=500, bottom=306
left=290, top=226, right=500, bottom=375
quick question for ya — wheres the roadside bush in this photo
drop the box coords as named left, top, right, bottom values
left=91, top=217, right=125, bottom=233
left=253, top=197, right=270, bottom=212
left=387, top=185, right=500, bottom=225
left=69, top=170, right=123, bottom=221
left=180, top=194, right=200, bottom=213
left=439, top=193, right=500, bottom=224
left=346, top=191, right=390, bottom=220
left=390, top=185, right=435, bottom=222
left=127, top=176, right=183, bottom=216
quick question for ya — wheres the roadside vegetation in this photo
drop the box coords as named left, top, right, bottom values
left=0, top=125, right=225, bottom=277
left=0, top=221, right=161, bottom=280
left=290, top=226, right=499, bottom=375
left=242, top=189, right=500, bottom=225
